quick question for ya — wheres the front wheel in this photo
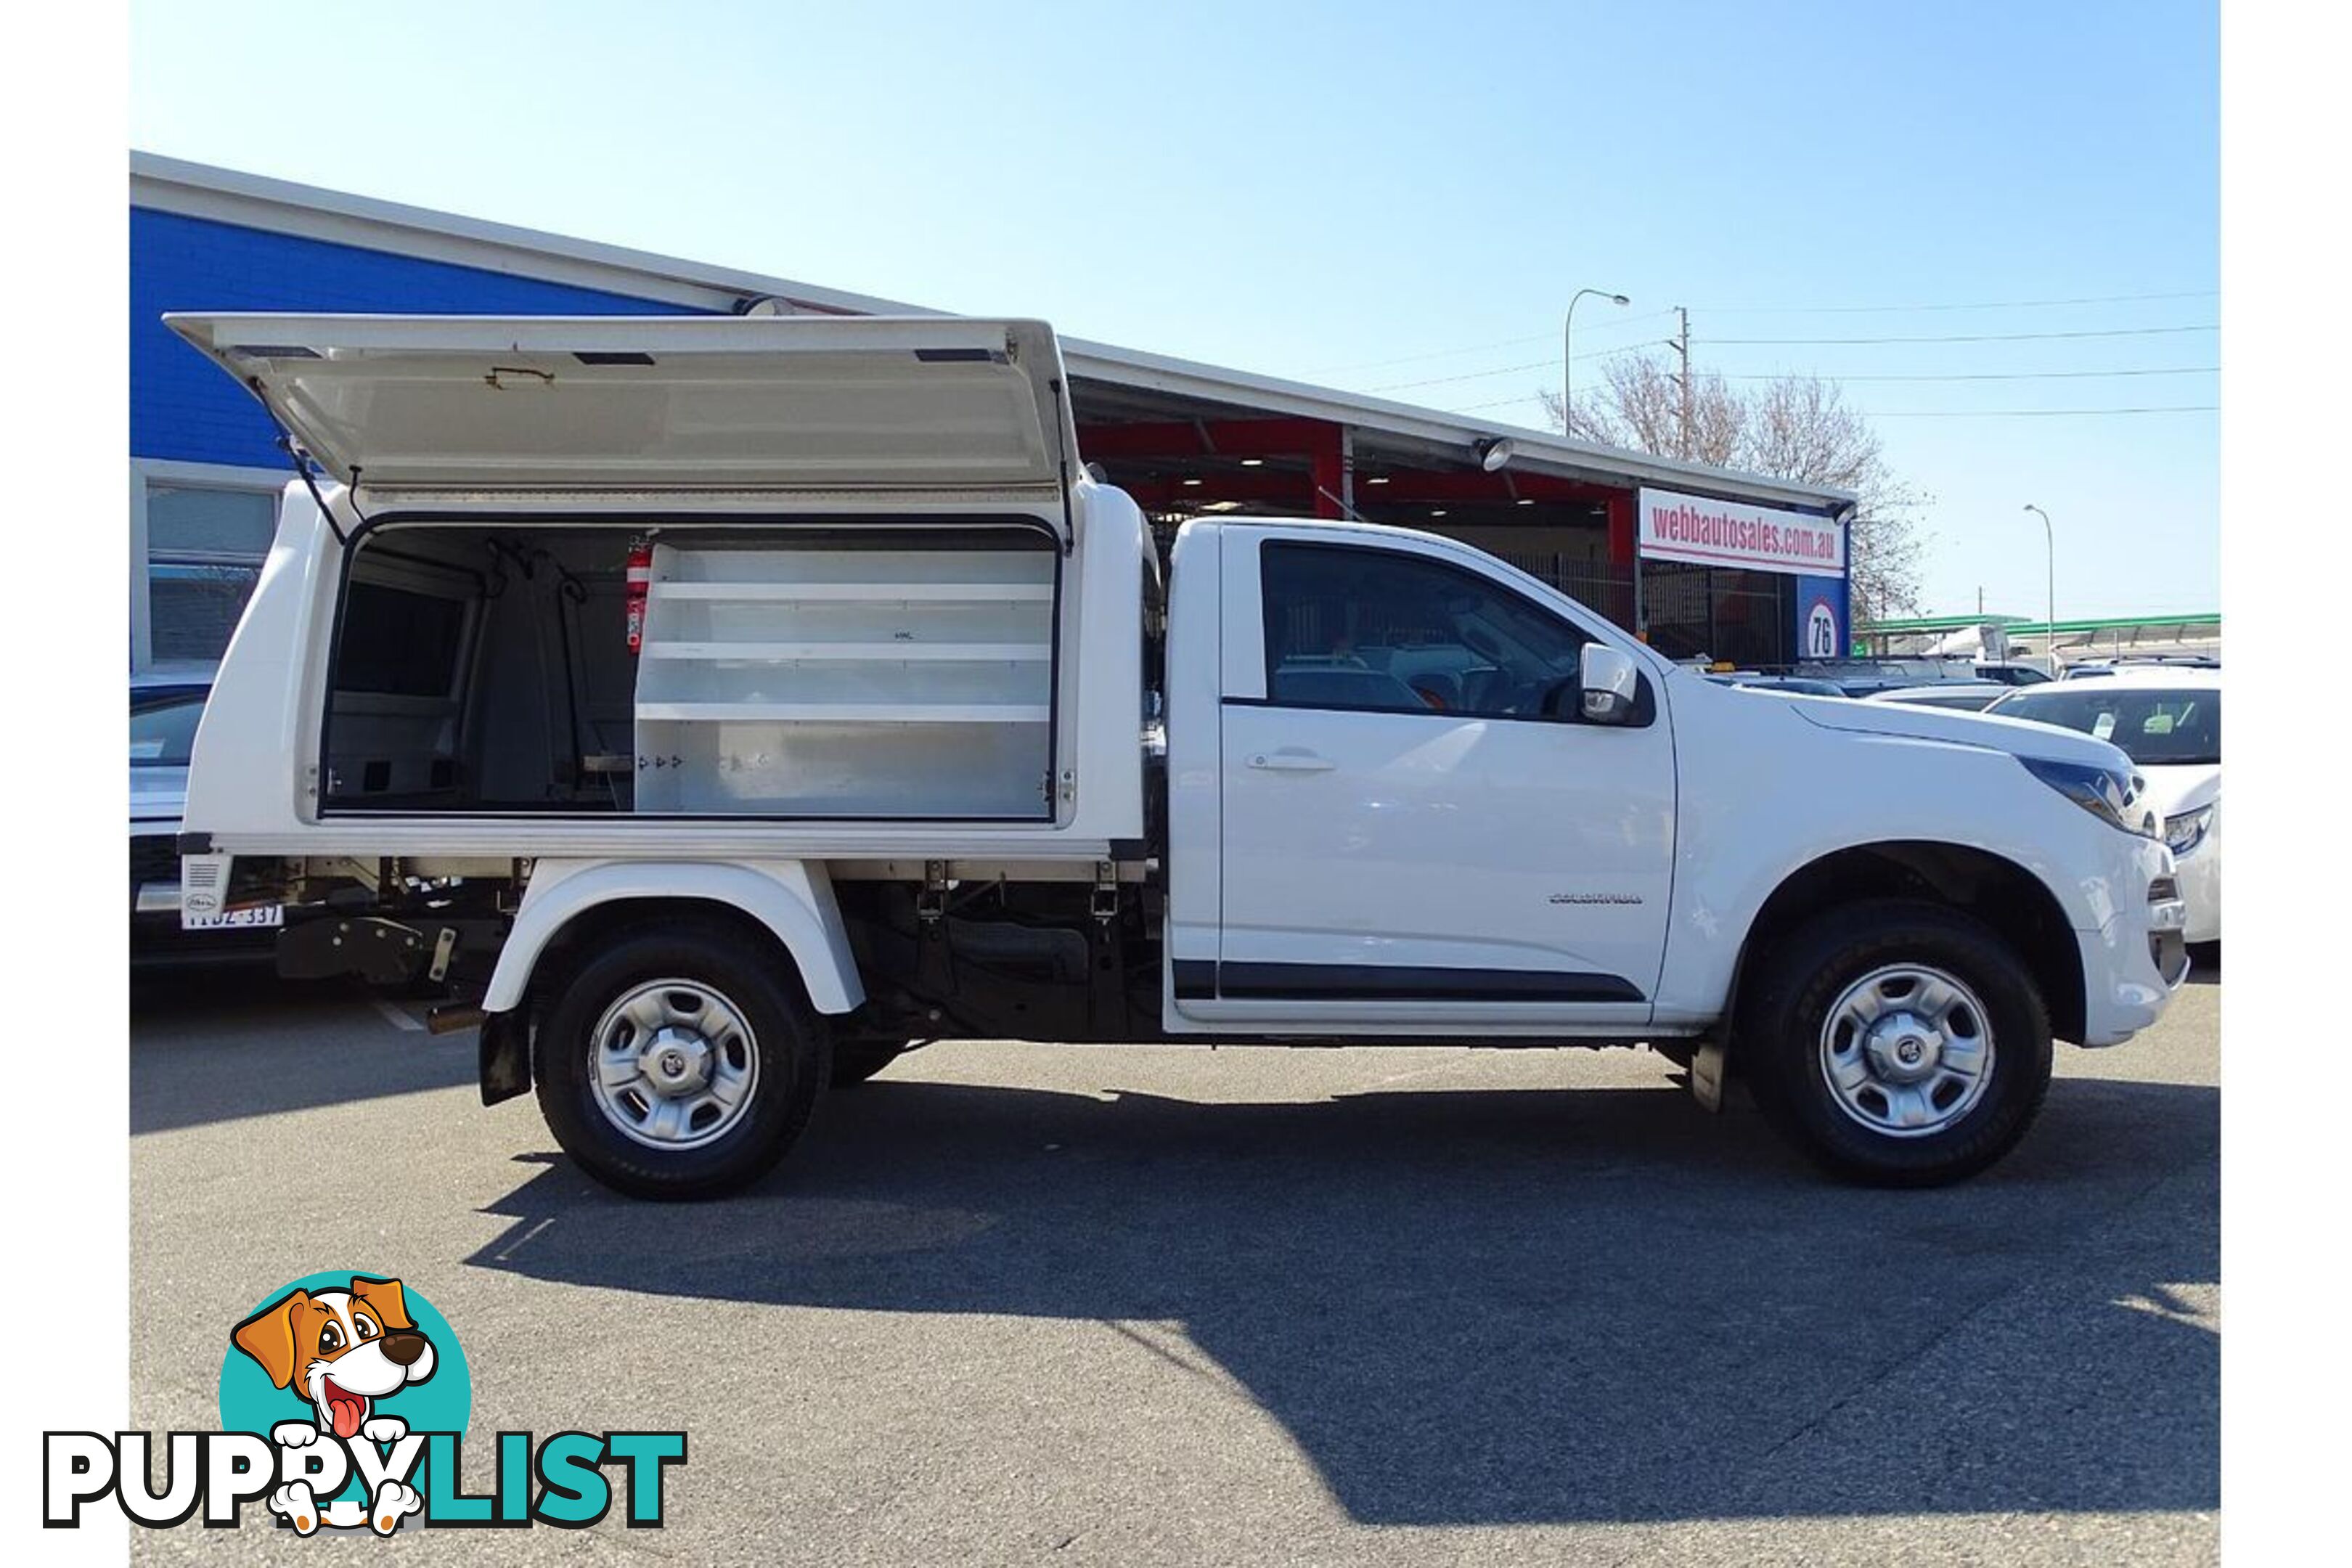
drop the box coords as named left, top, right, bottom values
left=534, top=921, right=830, bottom=1199
left=1738, top=900, right=2053, bottom=1187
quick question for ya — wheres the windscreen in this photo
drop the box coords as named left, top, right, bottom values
left=131, top=687, right=208, bottom=768
left=1994, top=687, right=2220, bottom=765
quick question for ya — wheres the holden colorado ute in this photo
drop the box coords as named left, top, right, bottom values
left=166, top=313, right=2189, bottom=1197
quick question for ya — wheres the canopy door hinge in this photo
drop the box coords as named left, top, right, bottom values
left=916, top=860, right=950, bottom=926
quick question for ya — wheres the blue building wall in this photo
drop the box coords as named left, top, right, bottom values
left=131, top=207, right=701, bottom=470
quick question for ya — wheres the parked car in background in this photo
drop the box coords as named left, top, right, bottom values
left=1705, top=672, right=1849, bottom=698
left=1989, top=670, right=2220, bottom=948
left=1824, top=674, right=1918, bottom=698
left=1773, top=658, right=1943, bottom=692
left=2062, top=656, right=2219, bottom=681
left=1868, top=683, right=2011, bottom=712
left=131, top=677, right=278, bottom=961
left=1755, top=658, right=2017, bottom=698
left=131, top=676, right=205, bottom=915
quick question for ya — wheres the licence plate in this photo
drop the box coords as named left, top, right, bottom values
left=181, top=904, right=284, bottom=931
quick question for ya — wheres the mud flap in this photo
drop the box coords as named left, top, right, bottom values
left=1690, top=1035, right=1727, bottom=1114
left=479, top=1010, right=531, bottom=1106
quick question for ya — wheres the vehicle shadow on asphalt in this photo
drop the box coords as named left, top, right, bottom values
left=467, top=1070, right=2218, bottom=1527
left=129, top=970, right=475, bottom=1134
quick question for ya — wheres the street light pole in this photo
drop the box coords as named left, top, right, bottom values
left=2022, top=504, right=2056, bottom=675
left=1563, top=288, right=1630, bottom=438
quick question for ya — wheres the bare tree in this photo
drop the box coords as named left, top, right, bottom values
left=1542, top=358, right=1929, bottom=619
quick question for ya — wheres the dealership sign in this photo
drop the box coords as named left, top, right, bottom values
left=1795, top=573, right=1848, bottom=661
left=1637, top=489, right=1845, bottom=577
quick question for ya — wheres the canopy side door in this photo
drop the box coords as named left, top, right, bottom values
left=163, top=313, right=1079, bottom=534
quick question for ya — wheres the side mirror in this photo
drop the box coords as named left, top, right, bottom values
left=1578, top=644, right=1641, bottom=725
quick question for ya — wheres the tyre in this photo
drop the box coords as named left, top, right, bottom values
left=1737, top=899, right=2052, bottom=1187
left=533, top=920, right=830, bottom=1199
left=830, top=1038, right=913, bottom=1087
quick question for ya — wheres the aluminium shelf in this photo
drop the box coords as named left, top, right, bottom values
left=638, top=641, right=1051, bottom=663
left=648, top=581, right=1054, bottom=603
left=633, top=542, right=1056, bottom=816
left=634, top=701, right=1051, bottom=724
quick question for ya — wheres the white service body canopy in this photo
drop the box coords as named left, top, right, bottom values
left=163, top=313, right=1080, bottom=515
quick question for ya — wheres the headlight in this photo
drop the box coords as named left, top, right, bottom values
left=2019, top=756, right=2153, bottom=836
left=2164, top=803, right=2215, bottom=855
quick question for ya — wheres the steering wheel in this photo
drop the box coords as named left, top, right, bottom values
left=1493, top=675, right=1546, bottom=715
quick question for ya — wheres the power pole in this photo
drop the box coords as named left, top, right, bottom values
left=1673, top=307, right=1692, bottom=459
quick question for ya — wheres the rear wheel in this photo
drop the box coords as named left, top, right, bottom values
left=1738, top=899, right=2052, bottom=1187
left=534, top=921, right=829, bottom=1199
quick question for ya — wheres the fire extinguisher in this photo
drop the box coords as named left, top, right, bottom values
left=624, top=536, right=653, bottom=655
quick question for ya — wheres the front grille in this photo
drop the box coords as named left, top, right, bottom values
left=129, top=834, right=179, bottom=891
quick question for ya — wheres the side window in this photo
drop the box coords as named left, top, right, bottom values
left=1259, top=542, right=1592, bottom=719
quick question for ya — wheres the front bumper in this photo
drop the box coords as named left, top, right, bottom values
left=2174, top=834, right=2221, bottom=945
left=2075, top=833, right=2191, bottom=1047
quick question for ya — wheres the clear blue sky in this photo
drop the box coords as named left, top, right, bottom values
left=129, top=0, right=2217, bottom=620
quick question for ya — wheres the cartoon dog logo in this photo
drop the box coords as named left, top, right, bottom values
left=231, top=1275, right=437, bottom=1534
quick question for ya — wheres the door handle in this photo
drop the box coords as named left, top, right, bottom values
left=1247, top=748, right=1336, bottom=772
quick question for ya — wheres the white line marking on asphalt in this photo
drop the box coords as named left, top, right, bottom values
left=493, top=1217, right=557, bottom=1262
left=1371, top=1055, right=1484, bottom=1087
left=368, top=997, right=426, bottom=1033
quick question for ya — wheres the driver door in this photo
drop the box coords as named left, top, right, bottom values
left=1194, top=526, right=1675, bottom=1030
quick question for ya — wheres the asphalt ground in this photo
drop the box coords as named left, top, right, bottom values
left=127, top=958, right=2219, bottom=1566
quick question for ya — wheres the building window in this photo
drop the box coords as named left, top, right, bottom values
left=133, top=467, right=282, bottom=669
left=1638, top=561, right=1796, bottom=668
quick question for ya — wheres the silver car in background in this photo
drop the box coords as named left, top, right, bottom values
left=1867, top=682, right=2012, bottom=712
left=132, top=677, right=279, bottom=959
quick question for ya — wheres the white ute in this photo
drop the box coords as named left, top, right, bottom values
left=169, top=313, right=2189, bottom=1196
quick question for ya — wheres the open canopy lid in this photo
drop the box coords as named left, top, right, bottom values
left=165, top=313, right=1080, bottom=508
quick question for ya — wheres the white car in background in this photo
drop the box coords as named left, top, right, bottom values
left=1990, top=671, right=2221, bottom=948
